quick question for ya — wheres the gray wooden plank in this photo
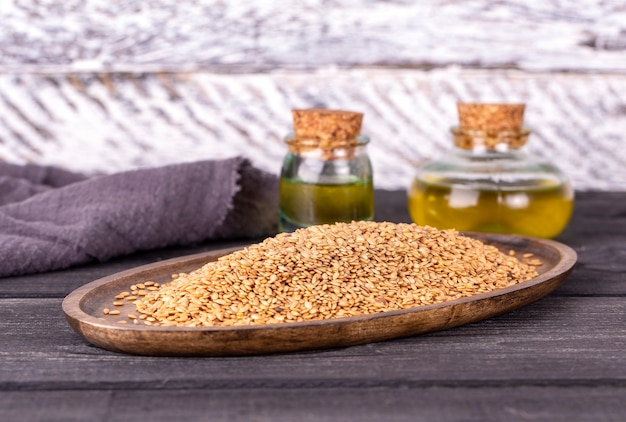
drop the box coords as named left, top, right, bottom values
left=1, top=1, right=625, bottom=73
left=554, top=191, right=626, bottom=295
left=0, top=241, right=245, bottom=299
left=1, top=296, right=624, bottom=386
left=1, top=387, right=625, bottom=422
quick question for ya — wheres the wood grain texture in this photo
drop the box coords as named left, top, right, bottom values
left=0, top=70, right=624, bottom=190
left=2, top=0, right=625, bottom=73
left=2, top=297, right=625, bottom=385
left=2, top=388, right=626, bottom=422
left=0, top=1, right=625, bottom=190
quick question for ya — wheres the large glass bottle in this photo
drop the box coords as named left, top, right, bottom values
left=279, top=109, right=374, bottom=232
left=408, top=103, right=574, bottom=238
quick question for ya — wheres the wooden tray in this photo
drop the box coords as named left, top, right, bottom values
left=63, top=233, right=577, bottom=356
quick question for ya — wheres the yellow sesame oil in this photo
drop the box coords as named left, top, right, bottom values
left=279, top=177, right=374, bottom=231
left=408, top=178, right=573, bottom=238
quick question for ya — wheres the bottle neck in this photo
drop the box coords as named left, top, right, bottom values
left=451, top=127, right=530, bottom=152
left=285, top=134, right=370, bottom=160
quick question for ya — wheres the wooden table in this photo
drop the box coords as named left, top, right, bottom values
left=1, top=190, right=625, bottom=421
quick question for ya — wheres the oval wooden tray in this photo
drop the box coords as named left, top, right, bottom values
left=63, top=233, right=577, bottom=356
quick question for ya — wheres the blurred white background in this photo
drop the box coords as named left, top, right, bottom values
left=0, top=0, right=625, bottom=190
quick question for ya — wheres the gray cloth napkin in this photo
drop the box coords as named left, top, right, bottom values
left=0, top=158, right=278, bottom=277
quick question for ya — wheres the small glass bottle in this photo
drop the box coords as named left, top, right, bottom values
left=408, top=103, right=574, bottom=238
left=279, top=108, right=374, bottom=232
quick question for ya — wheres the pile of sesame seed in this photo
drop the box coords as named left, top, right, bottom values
left=133, top=222, right=538, bottom=327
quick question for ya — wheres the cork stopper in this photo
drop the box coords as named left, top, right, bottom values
left=458, top=103, right=525, bottom=131
left=288, top=108, right=366, bottom=159
left=292, top=108, right=362, bottom=142
left=453, top=103, right=529, bottom=150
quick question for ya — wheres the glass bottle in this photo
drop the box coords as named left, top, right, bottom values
left=279, top=109, right=374, bottom=232
left=408, top=103, right=574, bottom=239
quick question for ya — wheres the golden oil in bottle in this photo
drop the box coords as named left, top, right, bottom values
left=279, top=108, right=374, bottom=232
left=280, top=178, right=374, bottom=230
left=408, top=103, right=574, bottom=238
left=408, top=179, right=573, bottom=238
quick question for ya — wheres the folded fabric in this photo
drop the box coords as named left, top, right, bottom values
left=0, top=162, right=89, bottom=206
left=0, top=158, right=279, bottom=277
